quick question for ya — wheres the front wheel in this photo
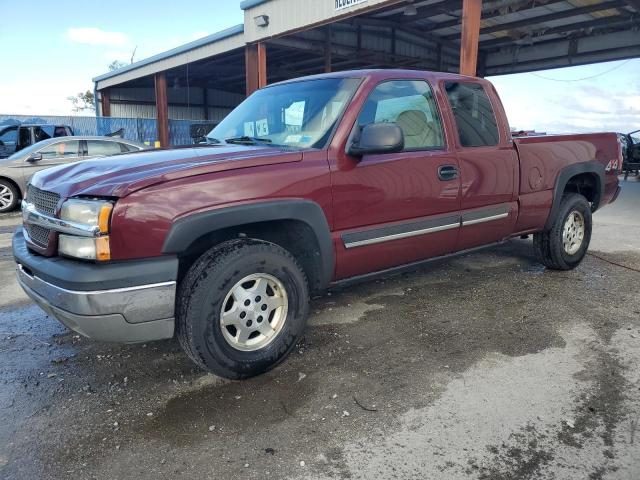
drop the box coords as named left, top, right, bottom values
left=533, top=193, right=592, bottom=270
left=176, top=239, right=309, bottom=379
left=0, top=180, right=19, bottom=213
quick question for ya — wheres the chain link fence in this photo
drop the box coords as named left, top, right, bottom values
left=0, top=115, right=215, bottom=146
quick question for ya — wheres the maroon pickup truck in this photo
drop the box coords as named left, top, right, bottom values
left=13, top=70, right=621, bottom=379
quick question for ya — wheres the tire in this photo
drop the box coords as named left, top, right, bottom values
left=533, top=193, right=592, bottom=270
left=0, top=180, right=19, bottom=213
left=176, top=238, right=309, bottom=379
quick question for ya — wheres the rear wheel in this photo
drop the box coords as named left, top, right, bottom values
left=176, top=239, right=309, bottom=379
left=0, top=180, right=19, bottom=213
left=533, top=193, right=592, bottom=270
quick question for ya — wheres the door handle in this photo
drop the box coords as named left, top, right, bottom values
left=438, top=165, right=458, bottom=181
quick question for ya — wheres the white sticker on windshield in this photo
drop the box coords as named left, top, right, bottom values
left=285, top=134, right=302, bottom=144
left=244, top=122, right=255, bottom=137
left=256, top=118, right=269, bottom=137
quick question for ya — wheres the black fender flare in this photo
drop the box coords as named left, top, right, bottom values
left=162, top=199, right=334, bottom=288
left=544, top=160, right=605, bottom=230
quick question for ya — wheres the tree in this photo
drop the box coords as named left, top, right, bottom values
left=67, top=90, right=95, bottom=112
left=108, top=60, right=127, bottom=71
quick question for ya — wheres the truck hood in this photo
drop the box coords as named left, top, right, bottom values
left=29, top=145, right=303, bottom=198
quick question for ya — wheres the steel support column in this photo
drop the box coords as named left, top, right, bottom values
left=460, top=0, right=482, bottom=76
left=100, top=89, right=111, bottom=117
left=245, top=43, right=267, bottom=95
left=155, top=72, right=169, bottom=148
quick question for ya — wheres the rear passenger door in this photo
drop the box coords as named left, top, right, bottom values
left=443, top=81, right=518, bottom=251
left=331, top=79, right=461, bottom=279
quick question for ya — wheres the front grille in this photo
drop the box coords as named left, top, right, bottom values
left=27, top=185, right=60, bottom=216
left=25, top=185, right=60, bottom=249
left=27, top=224, right=51, bottom=248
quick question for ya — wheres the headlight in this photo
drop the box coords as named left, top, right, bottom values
left=59, top=235, right=111, bottom=261
left=58, top=199, right=113, bottom=261
left=60, top=199, right=113, bottom=234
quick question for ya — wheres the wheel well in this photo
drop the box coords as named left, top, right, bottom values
left=177, top=220, right=325, bottom=293
left=563, top=173, right=599, bottom=206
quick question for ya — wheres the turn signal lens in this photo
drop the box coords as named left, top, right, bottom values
left=98, top=203, right=113, bottom=234
left=59, top=235, right=111, bottom=261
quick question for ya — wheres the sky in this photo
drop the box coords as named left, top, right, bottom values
left=0, top=0, right=638, bottom=135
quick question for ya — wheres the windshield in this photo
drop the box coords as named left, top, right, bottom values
left=207, top=78, right=361, bottom=149
left=8, top=140, right=45, bottom=159
left=630, top=130, right=640, bottom=146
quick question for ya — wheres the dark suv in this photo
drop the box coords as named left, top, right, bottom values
left=0, top=124, right=73, bottom=158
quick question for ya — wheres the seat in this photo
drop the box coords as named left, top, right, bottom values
left=396, top=110, right=439, bottom=149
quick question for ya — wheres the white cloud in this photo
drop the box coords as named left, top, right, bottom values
left=66, top=27, right=130, bottom=47
left=191, top=31, right=210, bottom=41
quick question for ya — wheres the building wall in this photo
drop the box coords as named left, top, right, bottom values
left=106, top=87, right=245, bottom=122
left=243, top=0, right=403, bottom=43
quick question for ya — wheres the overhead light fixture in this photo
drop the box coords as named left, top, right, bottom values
left=254, top=15, right=270, bottom=27
left=404, top=0, right=417, bottom=16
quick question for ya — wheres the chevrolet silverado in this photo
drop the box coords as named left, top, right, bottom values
left=13, top=70, right=622, bottom=379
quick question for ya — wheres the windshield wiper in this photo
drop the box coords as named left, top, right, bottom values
left=203, top=137, right=222, bottom=145
left=225, top=136, right=272, bottom=145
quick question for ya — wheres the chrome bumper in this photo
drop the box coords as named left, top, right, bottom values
left=16, top=263, right=175, bottom=343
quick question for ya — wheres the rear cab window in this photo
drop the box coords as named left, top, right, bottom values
left=444, top=82, right=499, bottom=147
left=356, top=80, right=445, bottom=151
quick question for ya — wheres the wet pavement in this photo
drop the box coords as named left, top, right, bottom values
left=1, top=182, right=639, bottom=480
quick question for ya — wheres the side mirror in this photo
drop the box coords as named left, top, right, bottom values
left=348, top=123, right=404, bottom=157
left=27, top=153, right=42, bottom=162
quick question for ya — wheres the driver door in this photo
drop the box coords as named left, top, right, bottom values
left=330, top=79, right=461, bottom=280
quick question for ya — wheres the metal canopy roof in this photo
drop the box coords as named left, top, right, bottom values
left=95, top=0, right=640, bottom=92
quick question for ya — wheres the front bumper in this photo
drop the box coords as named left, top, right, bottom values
left=13, top=230, right=178, bottom=343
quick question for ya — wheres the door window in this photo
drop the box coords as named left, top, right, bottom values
left=33, top=126, right=52, bottom=143
left=118, top=142, right=139, bottom=153
left=38, top=141, right=80, bottom=159
left=86, top=140, right=123, bottom=157
left=356, top=80, right=444, bottom=150
left=444, top=82, right=499, bottom=147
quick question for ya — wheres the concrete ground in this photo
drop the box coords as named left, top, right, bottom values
left=1, top=181, right=639, bottom=480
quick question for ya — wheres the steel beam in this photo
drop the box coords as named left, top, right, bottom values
left=427, top=0, right=566, bottom=32
left=100, top=89, right=111, bottom=117
left=245, top=42, right=267, bottom=95
left=460, top=0, right=482, bottom=75
left=444, top=0, right=627, bottom=39
left=480, top=15, right=640, bottom=49
left=154, top=72, right=169, bottom=148
left=484, top=28, right=640, bottom=72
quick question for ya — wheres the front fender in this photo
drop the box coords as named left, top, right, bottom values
left=162, top=199, right=334, bottom=288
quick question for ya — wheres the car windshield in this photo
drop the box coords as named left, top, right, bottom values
left=207, top=78, right=361, bottom=149
left=630, top=130, right=640, bottom=145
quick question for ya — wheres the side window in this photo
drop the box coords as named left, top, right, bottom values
left=119, top=142, right=137, bottom=153
left=53, top=126, right=68, bottom=137
left=357, top=80, right=444, bottom=150
left=444, top=82, right=499, bottom=147
left=87, top=140, right=123, bottom=157
left=0, top=127, right=18, bottom=144
left=38, top=141, right=80, bottom=159
left=33, top=127, right=52, bottom=143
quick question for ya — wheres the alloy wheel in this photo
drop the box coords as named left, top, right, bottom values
left=220, top=273, right=289, bottom=352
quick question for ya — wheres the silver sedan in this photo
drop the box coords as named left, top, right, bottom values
left=0, top=136, right=147, bottom=213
